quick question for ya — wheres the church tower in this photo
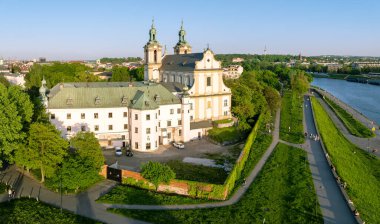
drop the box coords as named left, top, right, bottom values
left=174, top=20, right=192, bottom=55
left=144, top=19, right=162, bottom=81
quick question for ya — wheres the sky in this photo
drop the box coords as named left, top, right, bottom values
left=1, top=0, right=380, bottom=60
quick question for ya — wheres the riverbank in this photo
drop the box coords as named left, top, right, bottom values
left=311, top=73, right=380, bottom=86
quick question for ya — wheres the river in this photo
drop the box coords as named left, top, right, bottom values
left=312, top=78, right=380, bottom=124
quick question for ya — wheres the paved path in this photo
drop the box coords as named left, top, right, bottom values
left=313, top=89, right=380, bottom=157
left=303, top=95, right=356, bottom=224
left=0, top=168, right=148, bottom=224
left=105, top=110, right=282, bottom=210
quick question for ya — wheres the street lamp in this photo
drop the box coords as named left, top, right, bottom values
left=58, top=162, right=63, bottom=214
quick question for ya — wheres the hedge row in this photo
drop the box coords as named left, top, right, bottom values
left=121, top=113, right=264, bottom=200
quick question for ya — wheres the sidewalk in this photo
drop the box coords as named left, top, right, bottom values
left=0, top=168, right=147, bottom=224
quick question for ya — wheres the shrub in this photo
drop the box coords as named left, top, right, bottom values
left=141, top=161, right=176, bottom=189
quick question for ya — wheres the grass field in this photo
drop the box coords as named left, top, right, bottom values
left=97, top=185, right=211, bottom=205
left=312, top=97, right=380, bottom=223
left=208, top=126, right=243, bottom=144
left=165, top=160, right=228, bottom=185
left=280, top=91, right=305, bottom=143
left=323, top=96, right=374, bottom=138
left=109, top=143, right=323, bottom=224
left=0, top=198, right=100, bottom=224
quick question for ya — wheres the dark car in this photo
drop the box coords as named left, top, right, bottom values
left=125, top=149, right=134, bottom=157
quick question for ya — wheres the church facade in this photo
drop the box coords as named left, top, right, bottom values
left=144, top=21, right=232, bottom=123
left=41, top=21, right=231, bottom=152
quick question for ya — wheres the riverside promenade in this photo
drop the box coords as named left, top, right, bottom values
left=313, top=88, right=380, bottom=157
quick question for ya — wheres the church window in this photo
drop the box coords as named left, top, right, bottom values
left=207, top=77, right=211, bottom=86
left=179, top=130, right=182, bottom=136
left=94, top=113, right=98, bottom=119
left=177, top=108, right=181, bottom=114
left=67, top=126, right=71, bottom=132
left=124, top=124, right=128, bottom=130
left=108, top=112, right=113, bottom=118
left=190, top=116, right=193, bottom=120
left=135, top=114, right=138, bottom=120
left=67, top=113, right=71, bottom=119
left=178, top=120, right=182, bottom=125
left=224, top=99, right=228, bottom=107
left=170, top=109, right=174, bottom=114
left=146, top=114, right=150, bottom=120
left=224, top=111, right=228, bottom=116
left=167, top=120, right=171, bottom=127
left=146, top=143, right=151, bottom=150
left=154, top=50, right=157, bottom=63
left=135, top=142, right=138, bottom=149
left=124, top=112, right=128, bottom=117
left=135, top=127, right=138, bottom=133
left=184, top=50, right=188, bottom=54
left=108, top=125, right=113, bottom=130
left=94, top=125, right=99, bottom=131
left=81, top=113, right=85, bottom=119
left=146, top=128, right=151, bottom=134
left=50, top=114, right=55, bottom=119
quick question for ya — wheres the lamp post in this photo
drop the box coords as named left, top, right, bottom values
left=58, top=163, right=63, bottom=214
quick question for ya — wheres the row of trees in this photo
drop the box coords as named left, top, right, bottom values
left=225, top=62, right=311, bottom=131
left=111, top=66, right=144, bottom=82
left=0, top=81, right=105, bottom=192
left=100, top=57, right=142, bottom=64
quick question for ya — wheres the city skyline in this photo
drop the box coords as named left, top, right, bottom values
left=1, top=0, right=380, bottom=60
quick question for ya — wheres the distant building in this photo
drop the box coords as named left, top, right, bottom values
left=326, top=63, right=343, bottom=73
left=39, top=57, right=47, bottom=63
left=223, top=65, right=243, bottom=79
left=352, top=62, right=380, bottom=69
left=0, top=59, right=3, bottom=66
left=3, top=73, right=25, bottom=87
left=232, top=57, right=244, bottom=63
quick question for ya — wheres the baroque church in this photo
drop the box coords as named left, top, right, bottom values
left=40, top=21, right=231, bottom=152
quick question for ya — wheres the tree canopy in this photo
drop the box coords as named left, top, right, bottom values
left=141, top=161, right=176, bottom=189
left=0, top=84, right=33, bottom=167
left=26, top=123, right=68, bottom=182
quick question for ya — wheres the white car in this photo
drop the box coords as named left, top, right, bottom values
left=115, top=147, right=122, bottom=156
left=173, top=142, right=185, bottom=149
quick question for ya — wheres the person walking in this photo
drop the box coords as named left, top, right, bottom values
left=8, top=188, right=12, bottom=198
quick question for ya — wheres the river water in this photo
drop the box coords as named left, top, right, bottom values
left=311, top=78, right=380, bottom=124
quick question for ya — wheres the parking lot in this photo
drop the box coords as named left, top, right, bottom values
left=103, top=139, right=235, bottom=171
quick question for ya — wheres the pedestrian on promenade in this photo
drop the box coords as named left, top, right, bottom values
left=12, top=189, right=16, bottom=198
left=8, top=188, right=12, bottom=198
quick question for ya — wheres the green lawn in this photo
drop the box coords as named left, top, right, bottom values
left=0, top=182, right=7, bottom=193
left=280, top=91, right=305, bottom=143
left=208, top=126, right=243, bottom=144
left=165, top=160, right=228, bottom=185
left=0, top=198, right=101, bottom=224
left=109, top=143, right=323, bottom=224
left=323, top=96, right=374, bottom=138
left=214, top=118, right=234, bottom=125
left=97, top=185, right=211, bottom=205
left=312, top=97, right=380, bottom=223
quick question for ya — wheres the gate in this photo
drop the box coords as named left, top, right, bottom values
left=107, top=166, right=122, bottom=183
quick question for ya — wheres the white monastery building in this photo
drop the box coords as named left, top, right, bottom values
left=41, top=21, right=232, bottom=152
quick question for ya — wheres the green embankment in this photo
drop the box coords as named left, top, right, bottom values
left=109, top=144, right=322, bottom=224
left=311, top=97, right=380, bottom=223
left=0, top=198, right=101, bottom=223
left=323, top=96, right=374, bottom=138
left=280, top=91, right=305, bottom=143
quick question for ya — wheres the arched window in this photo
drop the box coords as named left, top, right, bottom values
left=154, top=50, right=157, bottom=63
left=184, top=50, right=188, bottom=54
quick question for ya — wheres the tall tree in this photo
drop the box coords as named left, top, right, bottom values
left=70, top=132, right=104, bottom=170
left=0, top=84, right=33, bottom=167
left=27, top=123, right=68, bottom=182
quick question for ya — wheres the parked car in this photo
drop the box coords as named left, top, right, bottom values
left=125, top=149, right=134, bottom=157
left=173, top=142, right=185, bottom=149
left=115, top=147, right=122, bottom=156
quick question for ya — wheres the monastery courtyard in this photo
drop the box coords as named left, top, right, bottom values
left=103, top=139, right=238, bottom=172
